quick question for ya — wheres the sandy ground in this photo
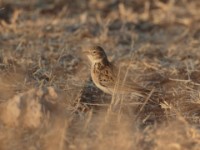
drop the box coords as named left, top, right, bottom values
left=0, top=0, right=200, bottom=150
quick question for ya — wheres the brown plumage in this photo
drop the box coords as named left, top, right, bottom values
left=83, top=46, right=151, bottom=98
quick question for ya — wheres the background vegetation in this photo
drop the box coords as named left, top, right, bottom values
left=0, top=0, right=200, bottom=149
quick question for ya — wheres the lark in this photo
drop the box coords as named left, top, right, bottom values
left=83, top=46, right=151, bottom=98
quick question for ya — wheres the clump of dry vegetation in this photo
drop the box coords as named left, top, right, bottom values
left=0, top=0, right=200, bottom=149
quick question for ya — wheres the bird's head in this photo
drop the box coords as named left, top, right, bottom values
left=83, top=46, right=108, bottom=64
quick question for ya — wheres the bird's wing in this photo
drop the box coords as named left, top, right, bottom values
left=99, top=64, right=151, bottom=97
left=98, top=64, right=116, bottom=89
left=118, top=82, right=150, bottom=97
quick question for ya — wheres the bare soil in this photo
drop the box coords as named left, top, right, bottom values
left=0, top=0, right=200, bottom=150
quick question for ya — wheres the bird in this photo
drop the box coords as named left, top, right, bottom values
left=83, top=45, right=152, bottom=98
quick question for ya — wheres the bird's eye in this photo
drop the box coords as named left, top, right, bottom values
left=93, top=51, right=96, bottom=53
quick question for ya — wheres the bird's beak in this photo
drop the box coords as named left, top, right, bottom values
left=82, top=49, right=90, bottom=55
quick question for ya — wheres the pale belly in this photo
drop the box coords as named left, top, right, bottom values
left=91, top=70, right=112, bottom=94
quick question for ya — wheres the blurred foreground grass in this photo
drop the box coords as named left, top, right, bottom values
left=0, top=0, right=200, bottom=150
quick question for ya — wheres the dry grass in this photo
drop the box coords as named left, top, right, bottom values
left=0, top=0, right=200, bottom=149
